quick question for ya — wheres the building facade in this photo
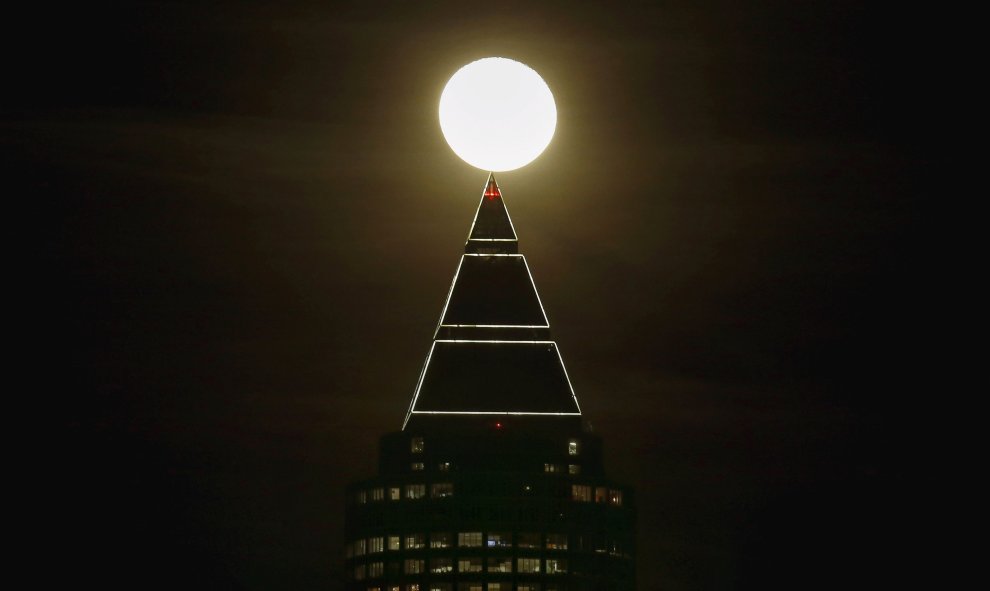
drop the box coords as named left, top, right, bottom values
left=345, top=176, right=635, bottom=591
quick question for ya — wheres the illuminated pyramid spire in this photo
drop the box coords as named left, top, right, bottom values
left=466, top=173, right=517, bottom=254
left=403, top=176, right=581, bottom=430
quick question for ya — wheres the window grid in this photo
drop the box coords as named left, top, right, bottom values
left=430, top=532, right=451, bottom=549
left=457, top=557, right=483, bottom=573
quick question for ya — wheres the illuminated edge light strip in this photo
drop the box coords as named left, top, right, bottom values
left=410, top=411, right=582, bottom=416
left=554, top=341, right=583, bottom=415
left=403, top=340, right=438, bottom=430
left=435, top=254, right=551, bottom=329
left=402, top=340, right=581, bottom=430
left=434, top=339, right=554, bottom=344
left=465, top=175, right=519, bottom=243
left=432, top=255, right=466, bottom=340
left=438, top=324, right=550, bottom=329
left=521, top=255, right=552, bottom=328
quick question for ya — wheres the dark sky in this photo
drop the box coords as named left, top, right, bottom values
left=11, top=2, right=930, bottom=589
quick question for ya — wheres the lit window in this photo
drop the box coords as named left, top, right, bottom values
left=456, top=584, right=482, bottom=591
left=487, top=556, right=512, bottom=572
left=572, top=485, right=592, bottom=502
left=517, top=533, right=540, bottom=549
left=431, top=483, right=454, bottom=498
left=388, top=536, right=400, bottom=551
left=457, top=557, right=483, bottom=573
left=354, top=539, right=366, bottom=556
left=430, top=532, right=451, bottom=549
left=595, top=487, right=607, bottom=503
left=429, top=585, right=452, bottom=591
left=568, top=440, right=579, bottom=455
left=517, top=557, right=541, bottom=573
left=430, top=557, right=453, bottom=573
left=488, top=584, right=505, bottom=591
left=457, top=532, right=482, bottom=547
left=609, top=539, right=624, bottom=556
left=368, top=587, right=381, bottom=591
left=405, top=533, right=426, bottom=550
left=544, top=463, right=561, bottom=473
left=368, top=562, right=383, bottom=577
left=487, top=532, right=511, bottom=548
left=546, top=534, right=568, bottom=550
left=353, top=564, right=366, bottom=580
left=389, top=487, right=400, bottom=501
left=610, top=489, right=623, bottom=506
left=406, top=484, right=426, bottom=499
left=371, top=488, right=384, bottom=501
left=517, top=584, right=541, bottom=591
left=411, top=437, right=424, bottom=453
left=369, top=537, right=384, bottom=553
left=568, top=464, right=580, bottom=475
left=404, top=559, right=424, bottom=574
left=438, top=461, right=451, bottom=471
left=406, top=586, right=420, bottom=591
left=357, top=490, right=367, bottom=504
left=546, top=558, right=568, bottom=574
left=411, top=462, right=424, bottom=471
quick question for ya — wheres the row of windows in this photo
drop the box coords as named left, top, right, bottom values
left=356, top=483, right=454, bottom=504
left=410, top=461, right=451, bottom=472
left=353, top=557, right=568, bottom=580
left=366, top=583, right=553, bottom=591
left=412, top=461, right=583, bottom=475
left=570, top=486, right=622, bottom=506
left=356, top=483, right=623, bottom=506
left=542, top=464, right=580, bottom=475
left=347, top=533, right=568, bottom=557
left=409, top=438, right=580, bottom=457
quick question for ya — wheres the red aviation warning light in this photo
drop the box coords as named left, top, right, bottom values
left=484, top=175, right=501, bottom=200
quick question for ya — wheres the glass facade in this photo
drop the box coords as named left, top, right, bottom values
left=343, top=179, right=635, bottom=590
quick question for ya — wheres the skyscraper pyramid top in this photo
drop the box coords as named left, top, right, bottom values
left=465, top=174, right=518, bottom=254
left=403, top=177, right=581, bottom=431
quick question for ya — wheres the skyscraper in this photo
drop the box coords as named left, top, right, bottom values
left=345, top=176, right=635, bottom=591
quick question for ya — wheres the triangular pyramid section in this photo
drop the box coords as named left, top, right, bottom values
left=408, top=341, right=580, bottom=414
left=404, top=178, right=581, bottom=430
left=435, top=254, right=549, bottom=340
left=466, top=174, right=518, bottom=254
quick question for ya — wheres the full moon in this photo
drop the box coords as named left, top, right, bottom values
left=439, top=57, right=557, bottom=172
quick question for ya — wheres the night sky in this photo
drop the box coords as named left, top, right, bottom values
left=12, top=2, right=929, bottom=589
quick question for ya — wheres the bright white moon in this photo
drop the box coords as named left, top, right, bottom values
left=439, top=57, right=557, bottom=172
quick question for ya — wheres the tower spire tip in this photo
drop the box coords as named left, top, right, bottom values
left=484, top=173, right=501, bottom=200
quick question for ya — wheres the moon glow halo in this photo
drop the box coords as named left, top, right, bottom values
left=439, top=58, right=557, bottom=172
